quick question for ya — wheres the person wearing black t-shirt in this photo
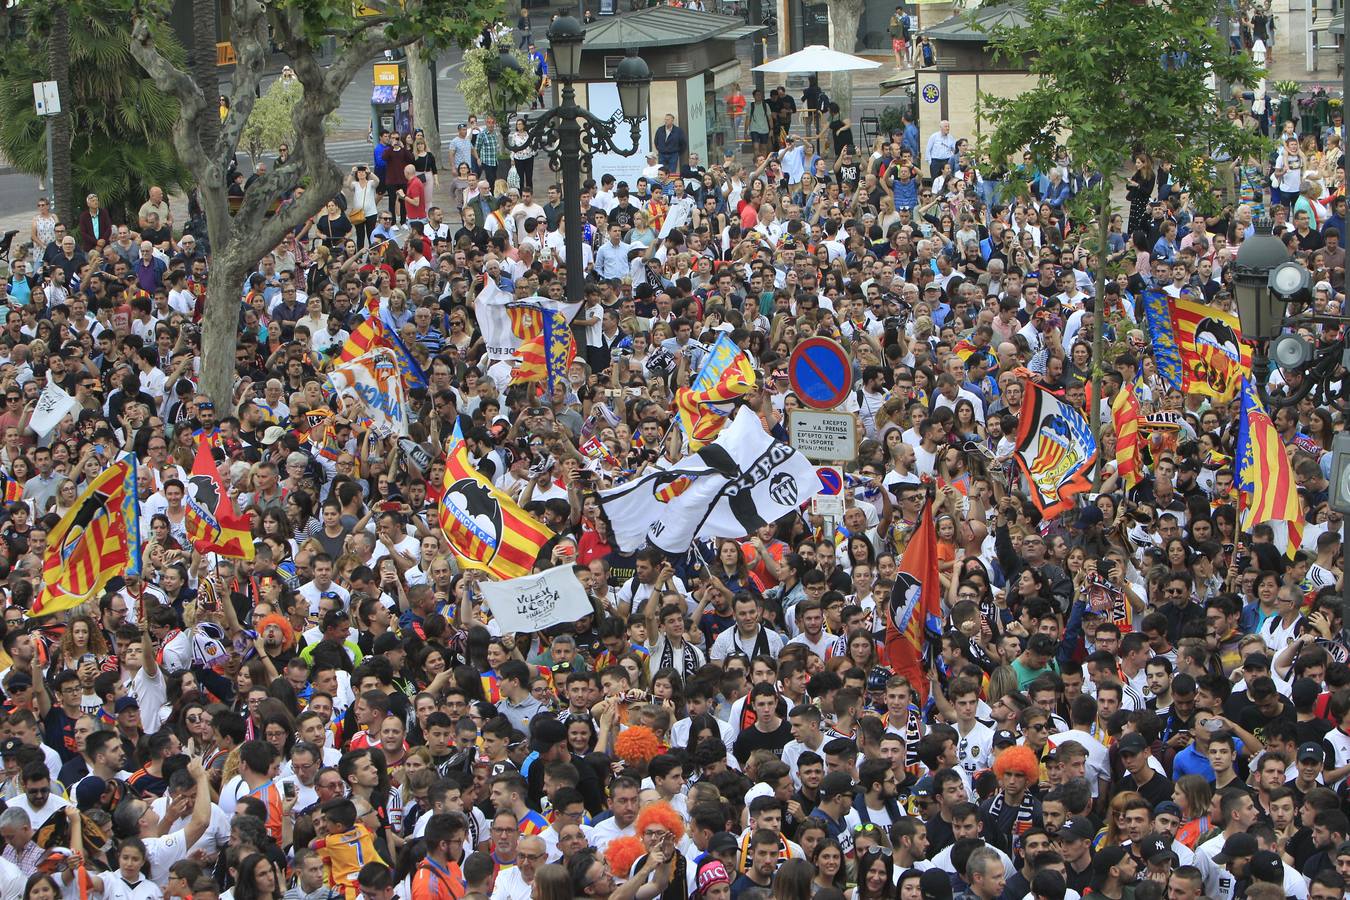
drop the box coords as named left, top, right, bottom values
left=733, top=684, right=792, bottom=766
left=1117, top=733, right=1175, bottom=807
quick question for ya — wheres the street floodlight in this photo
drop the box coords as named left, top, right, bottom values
left=1268, top=259, right=1313, bottom=305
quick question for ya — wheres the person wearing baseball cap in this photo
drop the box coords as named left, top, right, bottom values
left=1117, top=732, right=1171, bottom=807
left=810, top=771, right=858, bottom=845
left=1134, top=832, right=1178, bottom=882
left=1248, top=849, right=1287, bottom=892
left=1293, top=741, right=1326, bottom=801
left=1057, top=818, right=1097, bottom=893
left=1211, top=831, right=1258, bottom=875
left=1090, top=846, right=1138, bottom=898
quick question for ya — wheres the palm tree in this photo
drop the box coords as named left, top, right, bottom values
left=47, top=1, right=72, bottom=225
left=0, top=6, right=188, bottom=226
left=192, top=0, right=220, bottom=173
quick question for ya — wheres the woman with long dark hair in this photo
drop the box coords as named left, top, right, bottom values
left=232, top=853, right=284, bottom=900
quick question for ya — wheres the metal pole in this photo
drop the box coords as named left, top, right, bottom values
left=44, top=119, right=54, bottom=206
left=560, top=80, right=584, bottom=304
left=750, top=0, right=765, bottom=95
left=430, top=56, right=440, bottom=134
left=1342, top=515, right=1350, bottom=643
left=1216, top=0, right=1230, bottom=104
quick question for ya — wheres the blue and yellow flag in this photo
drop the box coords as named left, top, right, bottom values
left=339, top=294, right=428, bottom=391
left=1141, top=290, right=1184, bottom=391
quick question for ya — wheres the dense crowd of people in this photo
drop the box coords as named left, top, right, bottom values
left=0, top=15, right=1346, bottom=900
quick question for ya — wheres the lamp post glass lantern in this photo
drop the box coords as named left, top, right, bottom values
left=487, top=16, right=650, bottom=311
left=1232, top=231, right=1291, bottom=343
left=615, top=54, right=652, bottom=121
left=548, top=15, right=585, bottom=80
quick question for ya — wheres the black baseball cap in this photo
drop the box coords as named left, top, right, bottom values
left=1137, top=833, right=1177, bottom=865
left=1250, top=850, right=1284, bottom=884
left=820, top=772, right=857, bottom=799
left=1093, top=846, right=1129, bottom=880
left=1117, top=733, right=1148, bottom=756
left=1299, top=742, right=1326, bottom=764
left=1214, top=832, right=1258, bottom=863
left=993, top=729, right=1018, bottom=748
left=1059, top=818, right=1096, bottom=842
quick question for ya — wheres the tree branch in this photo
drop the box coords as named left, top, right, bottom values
left=217, top=0, right=273, bottom=172
left=129, top=16, right=207, bottom=163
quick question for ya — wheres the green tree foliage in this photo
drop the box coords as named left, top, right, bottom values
left=240, top=80, right=340, bottom=163
left=125, top=0, right=501, bottom=407
left=0, top=7, right=187, bottom=224
left=459, top=45, right=539, bottom=118
left=978, top=0, right=1269, bottom=452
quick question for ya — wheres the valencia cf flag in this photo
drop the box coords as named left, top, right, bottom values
left=438, top=444, right=552, bottom=580
left=185, top=436, right=255, bottom=559
left=885, top=493, right=941, bottom=704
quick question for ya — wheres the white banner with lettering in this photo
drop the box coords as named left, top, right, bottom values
left=478, top=564, right=594, bottom=634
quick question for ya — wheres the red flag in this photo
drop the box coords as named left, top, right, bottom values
left=884, top=495, right=941, bottom=704
left=184, top=437, right=255, bottom=559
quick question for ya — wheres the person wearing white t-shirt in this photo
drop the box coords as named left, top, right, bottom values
left=945, top=679, right=993, bottom=780
left=105, top=759, right=214, bottom=886
left=87, top=836, right=165, bottom=900
left=149, top=769, right=232, bottom=859
left=786, top=599, right=836, bottom=659
left=298, top=556, right=352, bottom=615
left=121, top=608, right=167, bottom=734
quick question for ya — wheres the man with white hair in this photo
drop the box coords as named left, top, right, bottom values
left=134, top=241, right=167, bottom=293
left=925, top=119, right=957, bottom=179
left=0, top=805, right=41, bottom=874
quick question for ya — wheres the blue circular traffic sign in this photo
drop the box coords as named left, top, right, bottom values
left=817, top=467, right=843, bottom=495
left=789, top=337, right=853, bottom=410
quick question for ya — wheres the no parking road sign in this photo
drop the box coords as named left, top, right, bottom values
left=788, top=337, right=853, bottom=410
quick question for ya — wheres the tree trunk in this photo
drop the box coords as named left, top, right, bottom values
left=1090, top=194, right=1109, bottom=487
left=408, top=41, right=440, bottom=158
left=200, top=254, right=249, bottom=406
left=828, top=0, right=865, bottom=118
left=130, top=0, right=455, bottom=410
left=47, top=3, right=73, bottom=226
left=192, top=0, right=221, bottom=174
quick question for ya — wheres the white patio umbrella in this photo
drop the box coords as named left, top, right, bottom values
left=752, top=44, right=882, bottom=74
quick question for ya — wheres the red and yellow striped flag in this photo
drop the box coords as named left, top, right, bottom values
left=1237, top=376, right=1303, bottom=553
left=510, top=309, right=575, bottom=385
left=338, top=293, right=383, bottom=363
left=32, top=456, right=141, bottom=617
left=1171, top=296, right=1252, bottom=401
left=438, top=444, right=552, bottom=580
left=1111, top=388, right=1143, bottom=492
left=675, top=350, right=756, bottom=451
left=0, top=471, right=22, bottom=504
left=508, top=304, right=544, bottom=343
